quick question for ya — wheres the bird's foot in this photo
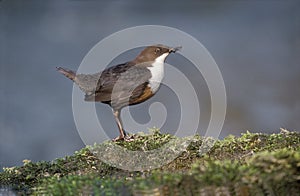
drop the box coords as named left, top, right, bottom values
left=112, top=134, right=135, bottom=142
left=124, top=134, right=135, bottom=142
left=112, top=135, right=125, bottom=142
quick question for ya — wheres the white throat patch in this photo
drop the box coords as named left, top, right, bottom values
left=147, top=53, right=169, bottom=93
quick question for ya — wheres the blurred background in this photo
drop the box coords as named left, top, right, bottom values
left=1, top=0, right=299, bottom=170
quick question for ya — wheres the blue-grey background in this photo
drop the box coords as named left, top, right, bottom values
left=1, top=0, right=299, bottom=170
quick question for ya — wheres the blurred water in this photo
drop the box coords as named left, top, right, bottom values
left=1, top=0, right=299, bottom=170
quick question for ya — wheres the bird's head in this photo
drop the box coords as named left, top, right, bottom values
left=134, top=44, right=181, bottom=64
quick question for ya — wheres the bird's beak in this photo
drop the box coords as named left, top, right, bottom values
left=169, top=46, right=182, bottom=53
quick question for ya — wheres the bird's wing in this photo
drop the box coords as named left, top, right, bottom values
left=84, top=62, right=152, bottom=103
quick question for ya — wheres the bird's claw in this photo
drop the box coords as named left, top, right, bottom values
left=112, top=134, right=135, bottom=142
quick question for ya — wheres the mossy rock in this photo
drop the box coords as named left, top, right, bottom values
left=0, top=129, right=299, bottom=195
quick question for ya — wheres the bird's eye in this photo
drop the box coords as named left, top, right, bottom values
left=155, top=48, right=161, bottom=54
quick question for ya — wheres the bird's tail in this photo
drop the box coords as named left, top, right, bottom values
left=56, top=67, right=76, bottom=81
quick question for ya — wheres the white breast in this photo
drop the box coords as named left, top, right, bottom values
left=147, top=53, right=169, bottom=93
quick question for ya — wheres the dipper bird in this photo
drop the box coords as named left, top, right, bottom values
left=57, top=44, right=181, bottom=141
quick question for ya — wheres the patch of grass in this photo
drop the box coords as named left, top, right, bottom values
left=0, top=129, right=299, bottom=195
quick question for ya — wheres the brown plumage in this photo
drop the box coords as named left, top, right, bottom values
left=57, top=44, right=181, bottom=141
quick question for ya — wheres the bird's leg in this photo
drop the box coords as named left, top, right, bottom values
left=112, top=109, right=126, bottom=141
left=112, top=109, right=135, bottom=142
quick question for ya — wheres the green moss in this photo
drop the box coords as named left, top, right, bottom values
left=0, top=129, right=299, bottom=195
left=115, top=128, right=174, bottom=151
left=33, top=175, right=128, bottom=196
